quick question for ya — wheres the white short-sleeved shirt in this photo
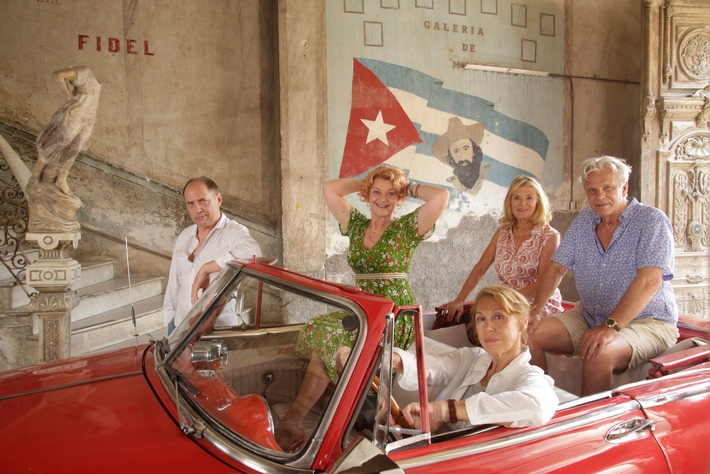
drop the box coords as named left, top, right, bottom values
left=162, top=213, right=262, bottom=328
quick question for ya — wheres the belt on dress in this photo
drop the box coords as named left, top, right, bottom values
left=355, top=272, right=408, bottom=280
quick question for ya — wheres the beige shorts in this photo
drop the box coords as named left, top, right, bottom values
left=555, top=304, right=679, bottom=369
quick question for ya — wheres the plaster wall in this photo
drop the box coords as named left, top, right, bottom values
left=321, top=0, right=641, bottom=309
left=0, top=0, right=644, bottom=313
left=565, top=0, right=642, bottom=202
left=0, top=0, right=279, bottom=266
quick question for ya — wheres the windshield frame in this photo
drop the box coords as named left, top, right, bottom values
left=155, top=260, right=380, bottom=468
left=164, top=263, right=244, bottom=368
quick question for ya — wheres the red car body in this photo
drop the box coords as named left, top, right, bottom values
left=1, top=260, right=708, bottom=473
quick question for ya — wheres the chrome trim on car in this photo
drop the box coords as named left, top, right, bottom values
left=634, top=370, right=710, bottom=409
left=0, top=371, right=144, bottom=401
left=177, top=385, right=310, bottom=473
left=191, top=339, right=228, bottom=370
left=202, top=429, right=311, bottom=473
left=332, top=437, right=405, bottom=474
left=374, top=312, right=396, bottom=449
left=605, top=418, right=655, bottom=444
left=394, top=400, right=643, bottom=469
left=155, top=354, right=308, bottom=472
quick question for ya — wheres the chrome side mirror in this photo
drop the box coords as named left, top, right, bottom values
left=191, top=340, right=228, bottom=370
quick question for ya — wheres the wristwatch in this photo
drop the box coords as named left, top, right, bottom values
left=604, top=318, right=621, bottom=332
left=447, top=399, right=458, bottom=423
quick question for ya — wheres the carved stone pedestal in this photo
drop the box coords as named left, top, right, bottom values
left=25, top=232, right=81, bottom=362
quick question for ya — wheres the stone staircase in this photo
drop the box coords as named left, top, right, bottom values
left=69, top=258, right=167, bottom=354
left=0, top=249, right=167, bottom=368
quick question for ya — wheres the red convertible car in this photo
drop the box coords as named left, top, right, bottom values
left=1, top=259, right=709, bottom=472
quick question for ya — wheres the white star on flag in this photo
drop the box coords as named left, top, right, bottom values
left=361, top=111, right=396, bottom=145
left=339, top=59, right=421, bottom=178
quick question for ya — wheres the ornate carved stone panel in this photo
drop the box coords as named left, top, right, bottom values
left=664, top=6, right=710, bottom=91
left=665, top=134, right=709, bottom=320
left=669, top=133, right=710, bottom=252
left=644, top=0, right=710, bottom=320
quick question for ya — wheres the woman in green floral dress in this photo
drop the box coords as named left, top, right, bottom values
left=276, top=165, right=448, bottom=451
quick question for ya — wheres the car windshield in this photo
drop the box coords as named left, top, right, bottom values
left=163, top=263, right=364, bottom=456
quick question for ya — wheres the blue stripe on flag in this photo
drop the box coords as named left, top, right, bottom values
left=358, top=58, right=549, bottom=162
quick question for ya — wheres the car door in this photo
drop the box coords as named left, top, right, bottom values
left=618, top=367, right=710, bottom=473
left=377, top=308, right=674, bottom=473
left=388, top=394, right=671, bottom=473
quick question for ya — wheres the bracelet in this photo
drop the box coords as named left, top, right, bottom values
left=447, top=399, right=458, bottom=423
left=408, top=182, right=420, bottom=198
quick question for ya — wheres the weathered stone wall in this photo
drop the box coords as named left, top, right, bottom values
left=321, top=0, right=642, bottom=307
left=0, top=0, right=279, bottom=269
left=1, top=0, right=645, bottom=312
left=565, top=0, right=642, bottom=201
left=276, top=0, right=327, bottom=273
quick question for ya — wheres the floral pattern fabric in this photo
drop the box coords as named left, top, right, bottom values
left=295, top=207, right=432, bottom=382
left=494, top=224, right=564, bottom=317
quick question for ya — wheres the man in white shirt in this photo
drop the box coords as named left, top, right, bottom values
left=162, top=177, right=262, bottom=333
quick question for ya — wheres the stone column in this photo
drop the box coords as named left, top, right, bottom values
left=24, top=232, right=81, bottom=362
left=277, top=0, right=327, bottom=272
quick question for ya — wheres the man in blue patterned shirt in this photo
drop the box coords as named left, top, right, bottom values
left=528, top=156, right=678, bottom=396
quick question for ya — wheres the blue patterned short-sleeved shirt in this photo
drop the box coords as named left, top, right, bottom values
left=553, top=198, right=678, bottom=328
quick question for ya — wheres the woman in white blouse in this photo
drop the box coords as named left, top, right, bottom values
left=393, top=285, right=559, bottom=431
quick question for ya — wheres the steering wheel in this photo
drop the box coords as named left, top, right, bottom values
left=371, top=375, right=413, bottom=430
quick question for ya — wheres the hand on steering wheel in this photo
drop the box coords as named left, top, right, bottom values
left=337, top=347, right=413, bottom=431
left=370, top=375, right=412, bottom=430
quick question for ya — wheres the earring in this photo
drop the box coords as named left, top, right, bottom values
left=396, top=203, right=401, bottom=210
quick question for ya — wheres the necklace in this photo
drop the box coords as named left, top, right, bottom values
left=514, top=221, right=532, bottom=231
left=513, top=224, right=532, bottom=237
left=367, top=221, right=389, bottom=245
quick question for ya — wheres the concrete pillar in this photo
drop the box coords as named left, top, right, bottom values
left=277, top=0, right=327, bottom=273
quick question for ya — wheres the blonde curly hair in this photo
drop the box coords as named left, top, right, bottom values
left=358, top=166, right=409, bottom=202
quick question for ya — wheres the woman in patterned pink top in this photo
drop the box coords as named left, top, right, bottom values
left=440, top=175, right=563, bottom=324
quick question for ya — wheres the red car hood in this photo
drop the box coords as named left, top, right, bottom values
left=0, top=345, right=148, bottom=397
left=0, top=345, right=234, bottom=473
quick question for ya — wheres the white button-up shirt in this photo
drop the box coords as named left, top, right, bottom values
left=393, top=346, right=558, bottom=428
left=162, top=213, right=262, bottom=328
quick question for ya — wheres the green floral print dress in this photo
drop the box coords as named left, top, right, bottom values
left=295, top=207, right=434, bottom=382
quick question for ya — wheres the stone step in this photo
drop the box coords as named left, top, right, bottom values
left=71, top=294, right=165, bottom=356
left=6, top=282, right=33, bottom=310
left=1, top=278, right=32, bottom=311
left=1, top=257, right=118, bottom=310
left=0, top=310, right=32, bottom=329
left=0, top=248, right=167, bottom=369
left=73, top=258, right=116, bottom=290
left=84, top=322, right=170, bottom=355
left=72, top=276, right=164, bottom=322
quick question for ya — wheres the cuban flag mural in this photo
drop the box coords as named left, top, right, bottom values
left=338, top=58, right=550, bottom=198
